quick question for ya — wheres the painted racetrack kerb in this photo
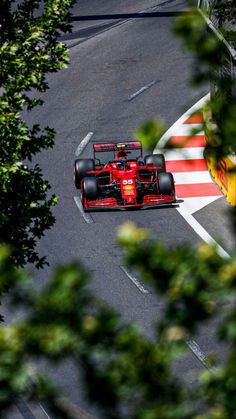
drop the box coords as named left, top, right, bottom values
left=155, top=94, right=229, bottom=259
left=155, top=94, right=209, bottom=150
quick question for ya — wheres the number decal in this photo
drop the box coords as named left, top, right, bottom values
left=123, top=179, right=133, bottom=185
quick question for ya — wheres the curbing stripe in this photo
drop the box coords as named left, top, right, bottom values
left=155, top=93, right=222, bottom=211
left=169, top=135, right=205, bottom=148
left=166, top=159, right=207, bottom=172
left=154, top=94, right=210, bottom=151
left=174, top=171, right=213, bottom=184
left=164, top=147, right=205, bottom=161
left=175, top=183, right=222, bottom=198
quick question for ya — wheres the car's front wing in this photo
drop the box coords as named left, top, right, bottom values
left=83, top=194, right=176, bottom=210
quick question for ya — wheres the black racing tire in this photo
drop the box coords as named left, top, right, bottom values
left=82, top=177, right=98, bottom=200
left=74, top=159, right=95, bottom=189
left=144, top=154, right=166, bottom=172
left=157, top=172, right=175, bottom=195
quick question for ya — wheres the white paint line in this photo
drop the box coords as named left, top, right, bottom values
left=165, top=147, right=205, bottom=161
left=177, top=206, right=229, bottom=258
left=173, top=171, right=212, bottom=184
left=186, top=339, right=214, bottom=371
left=39, top=404, right=52, bottom=419
left=75, top=132, right=94, bottom=157
left=73, top=196, right=94, bottom=224
left=179, top=196, right=221, bottom=214
left=120, top=266, right=150, bottom=294
left=128, top=80, right=157, bottom=101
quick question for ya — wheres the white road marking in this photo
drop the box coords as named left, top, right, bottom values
left=179, top=196, right=221, bottom=214
left=73, top=196, right=94, bottom=224
left=164, top=147, right=205, bottom=161
left=75, top=132, right=94, bottom=156
left=177, top=206, right=229, bottom=258
left=39, top=404, right=52, bottom=418
left=128, top=80, right=157, bottom=101
left=186, top=339, right=215, bottom=371
left=173, top=171, right=213, bottom=184
left=120, top=266, right=150, bottom=294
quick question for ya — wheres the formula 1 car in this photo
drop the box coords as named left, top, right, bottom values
left=74, top=141, right=176, bottom=210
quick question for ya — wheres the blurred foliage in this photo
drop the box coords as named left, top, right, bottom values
left=209, top=0, right=236, bottom=45
left=0, top=0, right=76, bottom=268
left=134, top=119, right=167, bottom=151
left=0, top=221, right=235, bottom=417
left=1, top=1, right=236, bottom=419
left=0, top=245, right=195, bottom=418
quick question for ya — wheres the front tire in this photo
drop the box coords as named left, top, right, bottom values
left=74, top=159, right=95, bottom=189
left=82, top=177, right=98, bottom=200
left=157, top=172, right=175, bottom=195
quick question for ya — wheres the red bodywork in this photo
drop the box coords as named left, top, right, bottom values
left=78, top=141, right=176, bottom=210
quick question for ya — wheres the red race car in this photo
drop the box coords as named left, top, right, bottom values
left=74, top=141, right=176, bottom=210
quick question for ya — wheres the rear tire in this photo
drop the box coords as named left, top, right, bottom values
left=74, top=159, right=95, bottom=189
left=144, top=154, right=166, bottom=172
left=82, top=177, right=98, bottom=200
left=157, top=172, right=175, bottom=195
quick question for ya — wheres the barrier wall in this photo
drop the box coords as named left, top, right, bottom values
left=198, top=2, right=236, bottom=206
left=204, top=113, right=236, bottom=206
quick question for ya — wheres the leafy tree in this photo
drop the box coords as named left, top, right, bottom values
left=0, top=1, right=236, bottom=418
left=208, top=0, right=236, bottom=44
left=0, top=0, right=75, bottom=268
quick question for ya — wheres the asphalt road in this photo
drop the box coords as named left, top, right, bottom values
left=6, top=0, right=235, bottom=417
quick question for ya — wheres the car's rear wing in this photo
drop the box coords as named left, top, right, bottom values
left=93, top=141, right=142, bottom=153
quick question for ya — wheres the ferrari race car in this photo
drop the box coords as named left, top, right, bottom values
left=74, top=141, right=176, bottom=210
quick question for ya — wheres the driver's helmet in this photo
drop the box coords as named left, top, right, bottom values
left=117, top=157, right=126, bottom=170
left=117, top=150, right=128, bottom=159
left=116, top=143, right=128, bottom=160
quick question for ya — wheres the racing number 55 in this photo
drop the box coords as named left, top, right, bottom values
left=122, top=179, right=133, bottom=185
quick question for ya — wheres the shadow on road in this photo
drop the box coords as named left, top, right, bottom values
left=72, top=11, right=192, bottom=21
